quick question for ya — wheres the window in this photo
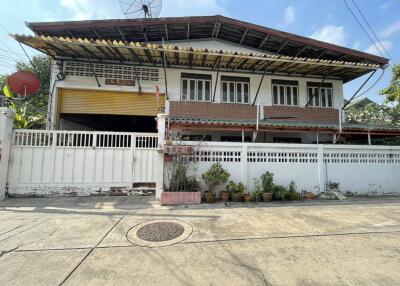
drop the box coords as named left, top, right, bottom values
left=273, top=137, right=301, bottom=143
left=181, top=73, right=211, bottom=101
left=221, top=76, right=250, bottom=104
left=307, top=82, right=333, bottom=108
left=272, top=80, right=298, bottom=106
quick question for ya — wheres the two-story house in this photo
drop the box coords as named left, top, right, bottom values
left=13, top=15, right=399, bottom=144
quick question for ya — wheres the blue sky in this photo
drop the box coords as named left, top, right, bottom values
left=0, top=0, right=399, bottom=103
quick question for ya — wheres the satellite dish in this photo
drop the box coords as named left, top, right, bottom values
left=119, top=0, right=162, bottom=19
left=7, top=71, right=40, bottom=97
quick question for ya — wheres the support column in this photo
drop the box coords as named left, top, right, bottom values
left=0, top=108, right=15, bottom=200
left=317, top=144, right=325, bottom=193
left=367, top=131, right=371, bottom=145
left=241, top=143, right=248, bottom=190
left=156, top=113, right=166, bottom=199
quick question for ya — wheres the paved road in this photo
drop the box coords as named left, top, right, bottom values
left=0, top=196, right=399, bottom=286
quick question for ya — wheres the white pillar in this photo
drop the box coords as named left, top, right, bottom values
left=155, top=113, right=166, bottom=199
left=367, top=131, right=371, bottom=145
left=241, top=143, right=248, bottom=190
left=0, top=108, right=15, bottom=200
left=317, top=144, right=325, bottom=193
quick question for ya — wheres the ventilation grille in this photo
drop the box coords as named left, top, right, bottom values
left=64, top=61, right=159, bottom=81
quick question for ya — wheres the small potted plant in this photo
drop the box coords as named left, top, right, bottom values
left=261, top=171, right=274, bottom=202
left=202, top=163, right=230, bottom=203
left=243, top=192, right=251, bottom=203
left=221, top=181, right=235, bottom=202
left=253, top=178, right=263, bottom=202
left=231, top=182, right=245, bottom=202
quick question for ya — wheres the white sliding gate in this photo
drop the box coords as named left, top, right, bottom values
left=7, top=129, right=161, bottom=196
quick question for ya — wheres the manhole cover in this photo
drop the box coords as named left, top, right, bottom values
left=137, top=222, right=184, bottom=242
left=126, top=219, right=192, bottom=248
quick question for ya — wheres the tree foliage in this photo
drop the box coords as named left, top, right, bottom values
left=346, top=103, right=400, bottom=127
left=380, top=64, right=400, bottom=103
left=0, top=55, right=51, bottom=128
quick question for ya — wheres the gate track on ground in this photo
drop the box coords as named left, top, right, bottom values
left=58, top=216, right=124, bottom=286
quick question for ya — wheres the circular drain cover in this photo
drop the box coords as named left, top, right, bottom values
left=127, top=219, right=192, bottom=248
left=137, top=222, right=184, bottom=242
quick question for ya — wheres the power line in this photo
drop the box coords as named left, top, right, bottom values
left=343, top=0, right=386, bottom=59
left=0, top=47, right=25, bottom=58
left=350, top=0, right=395, bottom=64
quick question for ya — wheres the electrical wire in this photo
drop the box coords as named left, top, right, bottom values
left=352, top=68, right=386, bottom=100
left=343, top=0, right=386, bottom=59
left=350, top=0, right=395, bottom=64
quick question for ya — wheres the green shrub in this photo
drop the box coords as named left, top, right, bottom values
left=253, top=179, right=263, bottom=198
left=202, top=163, right=230, bottom=195
left=260, top=171, right=274, bottom=193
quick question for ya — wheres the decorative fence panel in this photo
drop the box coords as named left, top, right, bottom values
left=180, top=142, right=400, bottom=195
left=7, top=130, right=160, bottom=196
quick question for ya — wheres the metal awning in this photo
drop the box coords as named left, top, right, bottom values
left=26, top=15, right=388, bottom=67
left=12, top=34, right=381, bottom=82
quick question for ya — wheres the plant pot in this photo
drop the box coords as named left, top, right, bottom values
left=303, top=192, right=316, bottom=200
left=262, top=192, right=273, bottom=202
left=254, top=196, right=262, bottom=202
left=220, top=191, right=230, bottom=202
left=243, top=194, right=251, bottom=203
left=231, top=192, right=243, bottom=202
left=204, top=192, right=215, bottom=203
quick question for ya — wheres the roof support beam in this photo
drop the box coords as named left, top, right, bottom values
left=161, top=49, right=169, bottom=99
left=188, top=52, right=193, bottom=68
left=142, top=26, right=148, bottom=41
left=88, top=61, right=101, bottom=87
left=128, top=48, right=142, bottom=64
left=233, top=58, right=248, bottom=70
left=47, top=43, right=75, bottom=59
left=305, top=76, right=329, bottom=107
left=275, top=39, right=290, bottom=54
left=258, top=34, right=270, bottom=49
left=212, top=57, right=221, bottom=102
left=186, top=23, right=190, bottom=40
left=112, top=47, right=126, bottom=62
left=273, top=62, right=299, bottom=73
left=344, top=69, right=377, bottom=109
left=317, top=49, right=327, bottom=59
left=91, top=28, right=102, bottom=40
left=252, top=62, right=271, bottom=105
left=116, top=26, right=126, bottom=42
left=80, top=45, right=101, bottom=61
left=239, top=28, right=248, bottom=44
left=212, top=20, right=221, bottom=38
left=269, top=61, right=288, bottom=73
left=295, top=45, right=309, bottom=57
left=164, top=24, right=169, bottom=41
left=201, top=54, right=207, bottom=66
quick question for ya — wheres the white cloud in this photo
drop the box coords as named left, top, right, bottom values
left=283, top=6, right=295, bottom=25
left=364, top=40, right=392, bottom=56
left=310, top=25, right=347, bottom=46
left=379, top=2, right=391, bottom=10
left=60, top=0, right=109, bottom=20
left=351, top=41, right=361, bottom=50
left=160, top=0, right=228, bottom=17
left=381, top=20, right=400, bottom=38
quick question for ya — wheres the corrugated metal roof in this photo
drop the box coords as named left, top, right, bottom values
left=11, top=34, right=380, bottom=82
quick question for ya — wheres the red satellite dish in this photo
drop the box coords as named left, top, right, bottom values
left=7, top=71, right=41, bottom=97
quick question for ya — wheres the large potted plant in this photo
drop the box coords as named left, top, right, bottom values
left=202, top=163, right=230, bottom=203
left=231, top=182, right=245, bottom=202
left=161, top=154, right=201, bottom=205
left=261, top=171, right=274, bottom=202
left=221, top=180, right=235, bottom=202
left=253, top=178, right=263, bottom=202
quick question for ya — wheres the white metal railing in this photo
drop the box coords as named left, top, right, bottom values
left=12, top=130, right=158, bottom=149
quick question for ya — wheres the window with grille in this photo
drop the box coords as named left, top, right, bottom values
left=221, top=76, right=250, bottom=104
left=64, top=61, right=159, bottom=81
left=307, top=82, right=333, bottom=108
left=272, top=79, right=299, bottom=106
left=181, top=73, right=212, bottom=101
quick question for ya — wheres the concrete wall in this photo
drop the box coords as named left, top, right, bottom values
left=0, top=108, right=15, bottom=200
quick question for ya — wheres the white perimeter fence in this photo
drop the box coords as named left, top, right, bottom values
left=6, top=129, right=161, bottom=196
left=177, top=141, right=400, bottom=195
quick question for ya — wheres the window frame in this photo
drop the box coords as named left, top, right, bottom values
left=181, top=77, right=212, bottom=102
left=307, top=86, right=334, bottom=108
left=272, top=83, right=299, bottom=107
left=221, top=79, right=250, bottom=104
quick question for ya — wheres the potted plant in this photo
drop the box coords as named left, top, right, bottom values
left=253, top=178, right=263, bottom=202
left=261, top=171, right=274, bottom=202
left=272, top=185, right=287, bottom=201
left=202, top=162, right=230, bottom=203
left=221, top=180, right=235, bottom=202
left=231, top=182, right=245, bottom=202
left=285, top=181, right=300, bottom=201
left=243, top=192, right=251, bottom=203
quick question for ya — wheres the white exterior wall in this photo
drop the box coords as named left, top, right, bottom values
left=0, top=108, right=15, bottom=200
left=48, top=39, right=344, bottom=130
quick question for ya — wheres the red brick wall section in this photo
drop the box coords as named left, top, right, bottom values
left=169, top=101, right=339, bottom=124
left=264, top=106, right=339, bottom=123
left=169, top=101, right=257, bottom=120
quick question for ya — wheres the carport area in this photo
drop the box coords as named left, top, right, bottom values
left=0, top=196, right=400, bottom=285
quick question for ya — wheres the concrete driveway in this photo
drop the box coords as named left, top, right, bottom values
left=0, top=196, right=399, bottom=286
